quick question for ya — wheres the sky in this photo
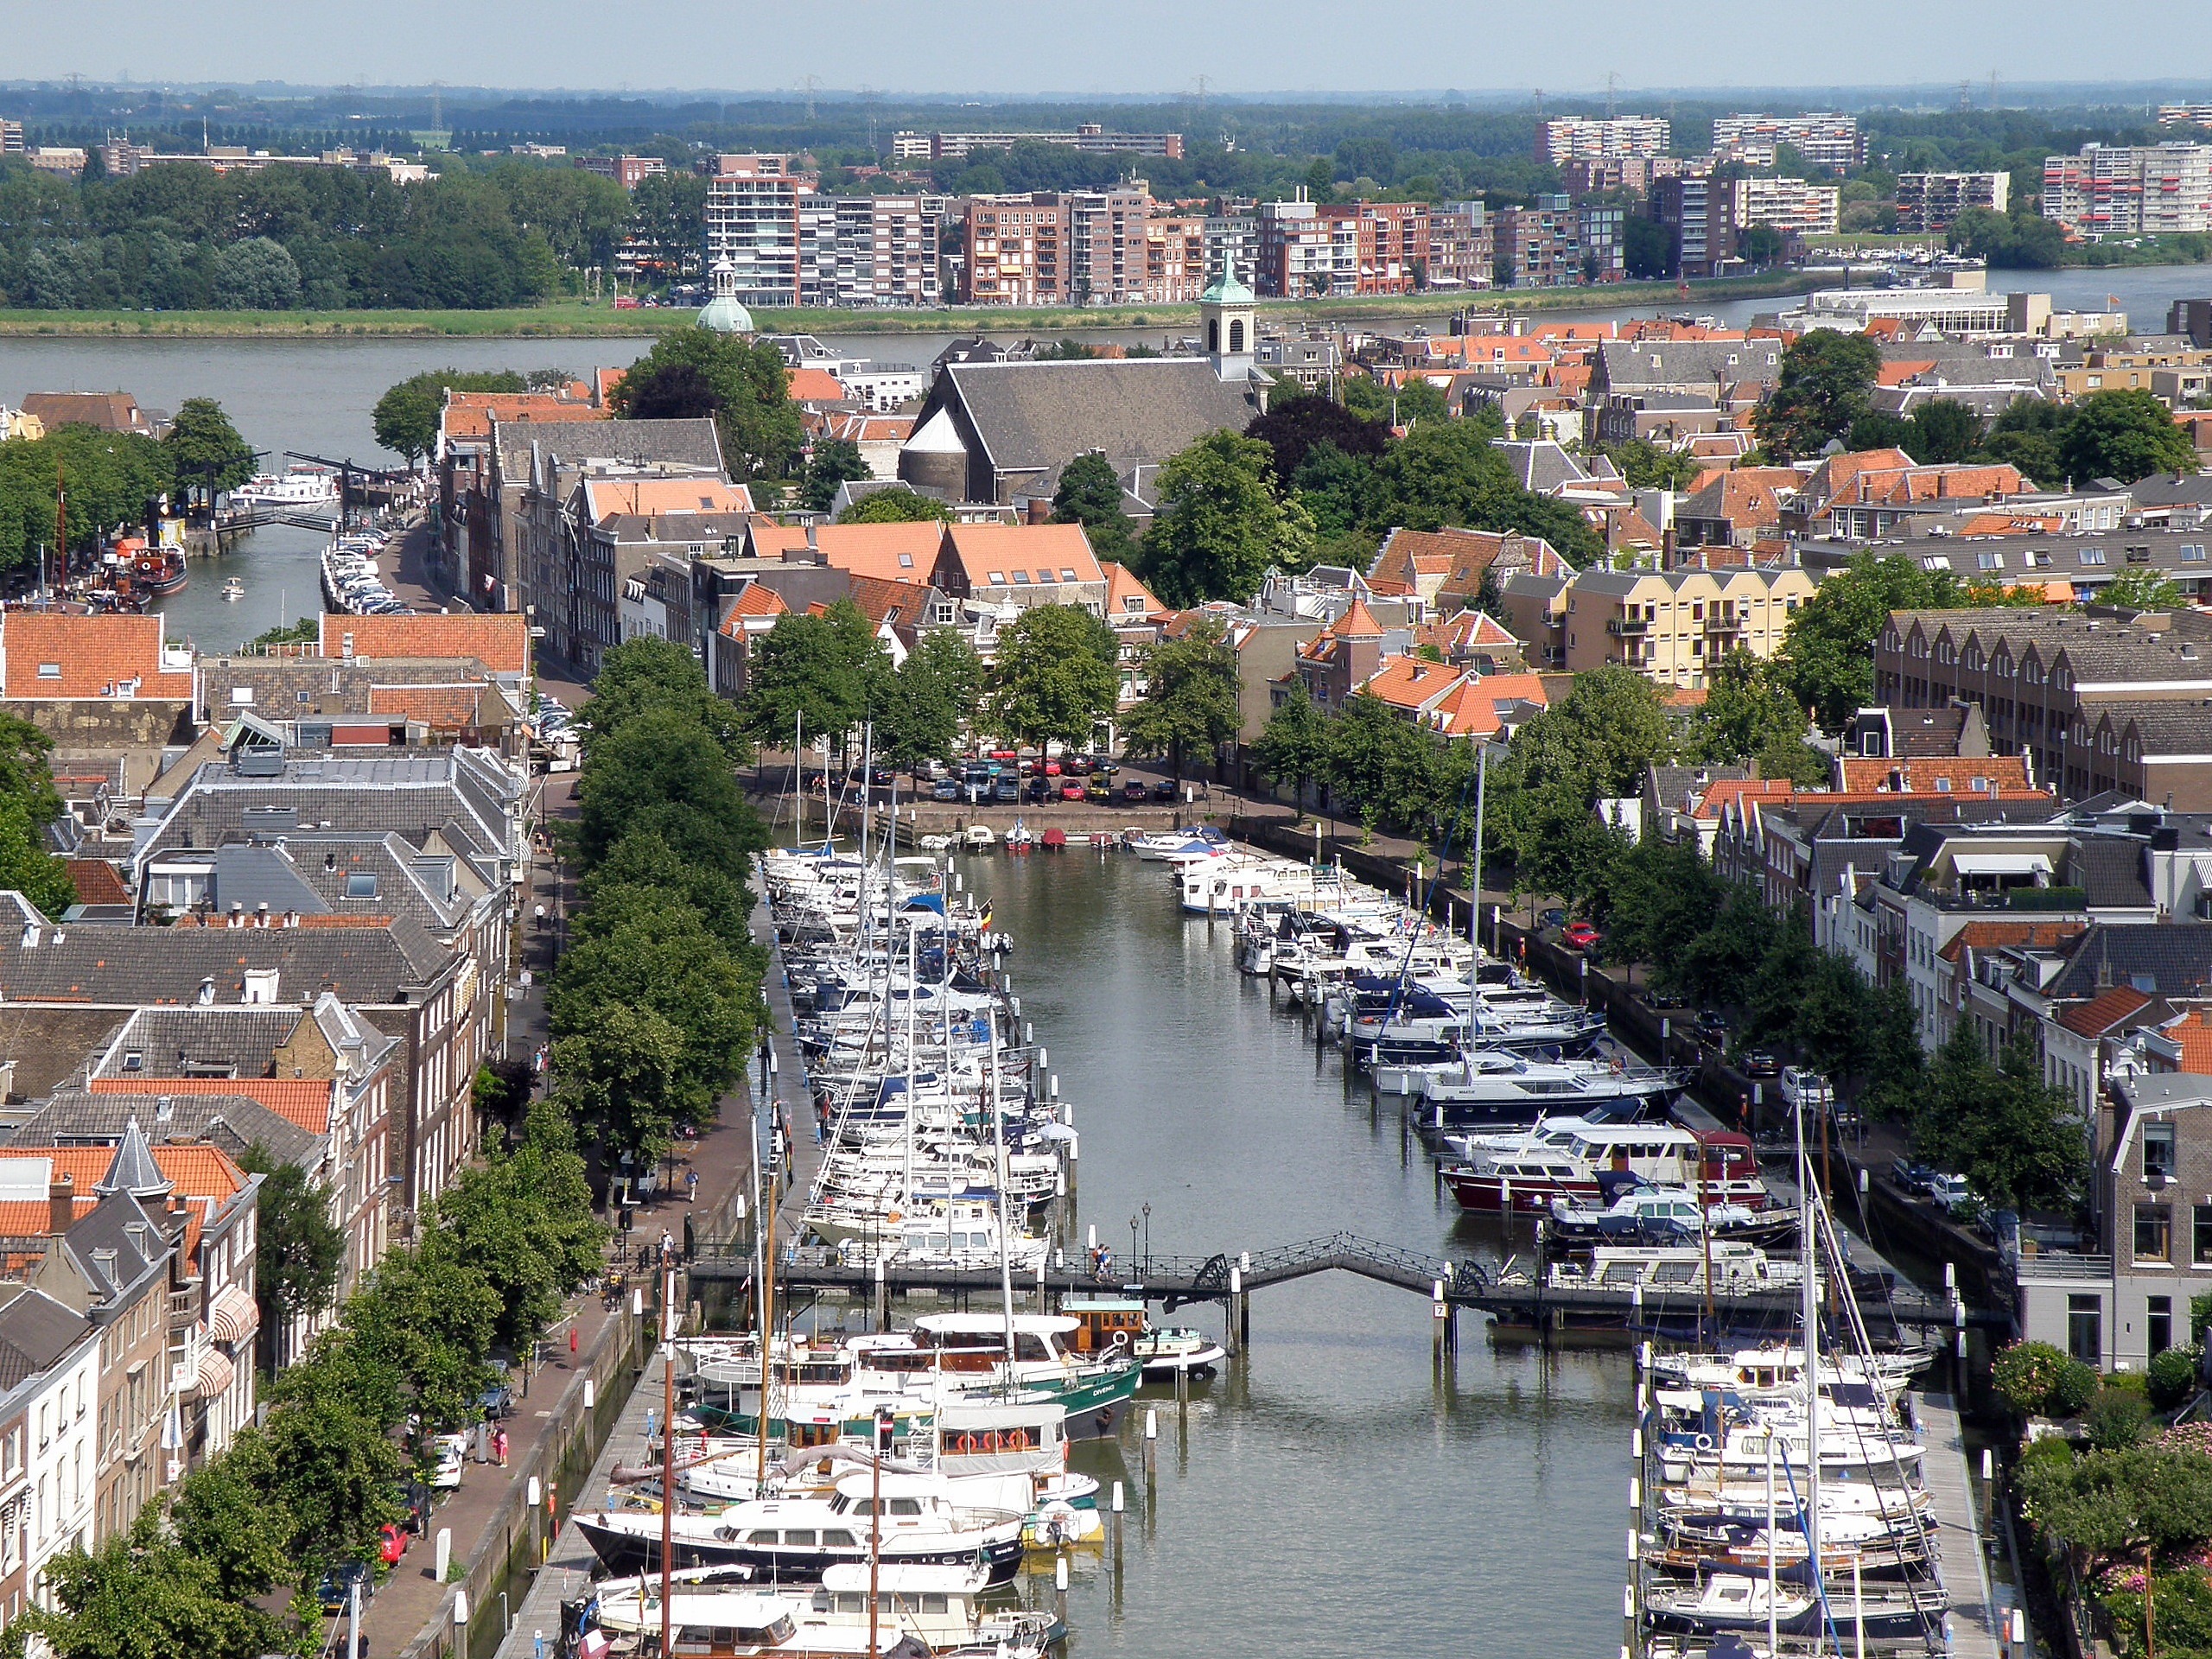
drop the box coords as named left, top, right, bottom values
left=17, top=0, right=2212, bottom=99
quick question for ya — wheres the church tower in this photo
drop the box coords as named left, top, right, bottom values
left=1198, top=262, right=1256, bottom=382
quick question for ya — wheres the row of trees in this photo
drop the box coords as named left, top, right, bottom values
left=0, top=157, right=632, bottom=311
left=0, top=397, right=254, bottom=570
left=553, top=639, right=769, bottom=1161
left=15, top=1109, right=602, bottom=1659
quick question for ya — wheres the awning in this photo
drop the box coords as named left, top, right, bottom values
left=1950, top=852, right=2053, bottom=878
left=207, top=1284, right=260, bottom=1346
left=186, top=1347, right=236, bottom=1401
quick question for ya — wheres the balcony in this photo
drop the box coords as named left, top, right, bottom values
left=1704, top=612, right=1745, bottom=634
left=1606, top=616, right=1651, bottom=636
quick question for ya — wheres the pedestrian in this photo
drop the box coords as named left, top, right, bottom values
left=660, top=1228, right=675, bottom=1262
left=494, top=1427, right=509, bottom=1467
left=645, top=1406, right=657, bottom=1445
left=533, top=1632, right=545, bottom=1659
left=686, top=1167, right=699, bottom=1204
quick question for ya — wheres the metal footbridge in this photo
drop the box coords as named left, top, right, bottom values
left=688, top=1228, right=1989, bottom=1344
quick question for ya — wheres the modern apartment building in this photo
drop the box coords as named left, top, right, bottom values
left=1710, top=113, right=1862, bottom=169
left=1579, top=201, right=1628, bottom=280
left=1494, top=195, right=1586, bottom=288
left=2043, top=143, right=2212, bottom=238
left=1205, top=215, right=1258, bottom=285
left=574, top=154, right=666, bottom=189
left=1561, top=156, right=1690, bottom=196
left=1065, top=185, right=1154, bottom=305
left=1731, top=175, right=1841, bottom=238
left=1653, top=175, right=1729, bottom=276
left=898, top=125, right=1183, bottom=162
left=1255, top=191, right=1429, bottom=297
left=703, top=155, right=811, bottom=308
left=959, top=194, right=1067, bottom=305
left=1555, top=565, right=1817, bottom=687
left=830, top=196, right=942, bottom=307
left=1427, top=203, right=1494, bottom=290
left=1535, top=116, right=1671, bottom=164
left=0, top=121, right=21, bottom=156
left=1894, top=172, right=2012, bottom=233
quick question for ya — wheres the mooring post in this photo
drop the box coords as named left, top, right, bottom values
left=1226, top=1264, right=1242, bottom=1356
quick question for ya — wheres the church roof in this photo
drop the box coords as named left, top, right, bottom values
left=1200, top=265, right=1256, bottom=305
left=929, top=360, right=1267, bottom=491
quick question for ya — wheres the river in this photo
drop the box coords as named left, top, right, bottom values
left=933, top=850, right=1630, bottom=1659
left=3, top=261, right=2204, bottom=652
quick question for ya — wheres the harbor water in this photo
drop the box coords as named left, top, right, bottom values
left=917, top=849, right=1632, bottom=1659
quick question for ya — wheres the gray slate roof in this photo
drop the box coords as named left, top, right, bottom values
left=0, top=1286, right=91, bottom=1389
left=0, top=910, right=449, bottom=1006
left=6, top=1088, right=324, bottom=1171
left=936, top=359, right=1268, bottom=487
left=2050, top=921, right=2212, bottom=1000
left=494, top=416, right=724, bottom=478
left=1592, top=340, right=1782, bottom=394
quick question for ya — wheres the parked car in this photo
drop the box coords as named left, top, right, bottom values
left=1644, top=987, right=1687, bottom=1010
left=1151, top=779, right=1178, bottom=802
left=1537, top=907, right=1567, bottom=931
left=1739, top=1049, right=1781, bottom=1079
left=1121, top=781, right=1150, bottom=804
left=1693, top=1008, right=1730, bottom=1043
left=1923, top=1172, right=1974, bottom=1211
left=475, top=1382, right=515, bottom=1420
left=1025, top=778, right=1053, bottom=804
left=1891, top=1158, right=1935, bottom=1192
left=1778, top=1067, right=1833, bottom=1109
left=931, top=778, right=961, bottom=802
left=1062, top=756, right=1091, bottom=778
left=429, top=1433, right=467, bottom=1491
left=1060, top=782, right=1087, bottom=802
left=319, top=1561, right=372, bottom=1616
left=1084, top=779, right=1110, bottom=804
left=1042, top=759, right=1062, bottom=777
left=993, top=779, right=1020, bottom=804
left=1560, top=920, right=1601, bottom=951
left=379, top=1522, right=408, bottom=1567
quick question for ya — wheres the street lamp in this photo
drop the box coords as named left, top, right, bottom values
left=1141, top=1203, right=1152, bottom=1275
left=1128, top=1214, right=1139, bottom=1276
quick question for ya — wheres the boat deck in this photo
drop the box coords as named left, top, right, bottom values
left=1913, top=1389, right=2012, bottom=1659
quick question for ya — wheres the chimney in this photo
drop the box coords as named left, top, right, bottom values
left=805, top=522, right=819, bottom=554
left=48, top=1176, right=73, bottom=1232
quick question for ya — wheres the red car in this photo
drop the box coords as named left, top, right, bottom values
left=1561, top=921, right=1601, bottom=951
left=1060, top=782, right=1086, bottom=801
left=379, top=1523, right=407, bottom=1566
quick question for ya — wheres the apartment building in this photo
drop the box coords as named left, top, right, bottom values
left=1732, top=175, right=1841, bottom=238
left=1205, top=214, right=1258, bottom=286
left=1558, top=565, right=1815, bottom=686
left=703, top=155, right=814, bottom=308
left=2044, top=143, right=2212, bottom=238
left=900, top=125, right=1182, bottom=162
left=1255, top=192, right=1429, bottom=297
left=830, top=197, right=943, bottom=307
left=1653, top=176, right=1730, bottom=276
left=0, top=1281, right=97, bottom=1629
left=1895, top=172, right=2012, bottom=233
left=960, top=194, right=1067, bottom=305
left=1710, top=113, right=1861, bottom=170
left=1494, top=196, right=1586, bottom=288
left=1427, top=202, right=1494, bottom=289
left=1562, top=156, right=1690, bottom=196
left=573, top=154, right=665, bottom=189
left=1535, top=116, right=1671, bottom=164
left=0, top=121, right=21, bottom=156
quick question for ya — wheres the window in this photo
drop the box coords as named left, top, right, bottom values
left=2145, top=1120, right=2177, bottom=1179
left=2192, top=1203, right=2212, bottom=1264
left=35, top=664, right=60, bottom=680
left=2136, top=1202, right=2172, bottom=1262
left=2080, top=549, right=2107, bottom=565
left=1060, top=568, right=1078, bottom=582
left=987, top=571, right=1005, bottom=585
left=2069, top=1294, right=2103, bottom=1364
left=1011, top=570, right=1030, bottom=585
left=2183, top=545, right=2208, bottom=563
left=344, top=873, right=378, bottom=899
left=2151, top=1294, right=2175, bottom=1357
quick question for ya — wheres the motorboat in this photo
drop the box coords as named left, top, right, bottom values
left=1062, top=1297, right=1226, bottom=1379
left=1641, top=1572, right=1946, bottom=1641
left=1392, top=1049, right=1679, bottom=1125
left=1547, top=1240, right=1803, bottom=1296
left=1545, top=1179, right=1798, bottom=1249
left=575, top=1471, right=1026, bottom=1582
left=1131, top=825, right=1227, bottom=861
left=1445, top=1122, right=1768, bottom=1214
left=228, top=466, right=340, bottom=511
left=220, top=577, right=245, bottom=601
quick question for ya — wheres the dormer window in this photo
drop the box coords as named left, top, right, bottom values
left=345, top=873, right=378, bottom=899
left=36, top=664, right=59, bottom=680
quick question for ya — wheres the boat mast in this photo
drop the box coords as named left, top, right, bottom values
left=795, top=709, right=804, bottom=850
left=989, top=1015, right=1017, bottom=1390
left=859, top=721, right=874, bottom=880
left=903, top=923, right=918, bottom=1236
left=1797, top=1089, right=1822, bottom=1612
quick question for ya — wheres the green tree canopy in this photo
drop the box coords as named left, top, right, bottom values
left=162, top=397, right=256, bottom=499
left=984, top=605, right=1120, bottom=749
left=798, top=436, right=873, bottom=512
left=838, top=486, right=954, bottom=524
left=238, top=1149, right=344, bottom=1366
left=2099, top=567, right=2189, bottom=611
left=1049, top=452, right=1136, bottom=566
left=1245, top=393, right=1390, bottom=480
left=1753, top=331, right=1883, bottom=461
left=878, top=629, right=983, bottom=769
left=1252, top=683, right=1331, bottom=805
left=1775, top=550, right=1966, bottom=732
left=2059, top=387, right=2200, bottom=486
left=575, top=705, right=766, bottom=874
left=581, top=635, right=751, bottom=765
left=613, top=326, right=803, bottom=480
left=370, top=369, right=525, bottom=466
left=1121, top=615, right=1240, bottom=782
left=1142, top=429, right=1298, bottom=607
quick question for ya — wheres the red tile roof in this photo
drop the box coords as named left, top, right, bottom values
left=2163, top=1007, right=2212, bottom=1076
left=785, top=368, right=851, bottom=404
left=92, top=1076, right=334, bottom=1136
left=1333, top=596, right=1383, bottom=639
left=319, top=613, right=530, bottom=675
left=0, top=613, right=193, bottom=701
left=1832, top=755, right=2036, bottom=794
left=366, top=684, right=493, bottom=730
left=65, top=860, right=131, bottom=906
left=751, top=522, right=945, bottom=583
left=440, top=391, right=604, bottom=442
left=939, top=523, right=1103, bottom=589
left=2057, top=985, right=2157, bottom=1039
left=1935, top=920, right=2087, bottom=964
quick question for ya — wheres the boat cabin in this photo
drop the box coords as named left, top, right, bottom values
left=1062, top=1299, right=1148, bottom=1357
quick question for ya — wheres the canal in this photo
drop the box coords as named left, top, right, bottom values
left=939, top=847, right=1630, bottom=1659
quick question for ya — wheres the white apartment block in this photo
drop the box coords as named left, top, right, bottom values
left=2044, top=143, right=2212, bottom=238
left=1732, top=175, right=1841, bottom=237
left=1710, top=113, right=1861, bottom=170
left=1894, top=172, right=2012, bottom=233
left=830, top=197, right=943, bottom=307
left=1536, top=116, right=1670, bottom=164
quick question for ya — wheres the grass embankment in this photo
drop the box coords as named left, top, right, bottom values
left=0, top=271, right=1821, bottom=340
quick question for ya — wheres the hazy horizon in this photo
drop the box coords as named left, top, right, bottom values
left=11, top=0, right=2212, bottom=101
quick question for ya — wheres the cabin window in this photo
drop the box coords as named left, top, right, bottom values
left=782, top=1529, right=817, bottom=1546
left=820, top=1529, right=857, bottom=1548
left=745, top=1529, right=779, bottom=1544
left=888, top=1498, right=923, bottom=1516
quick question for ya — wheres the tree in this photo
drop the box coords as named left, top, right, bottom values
left=237, top=1150, right=344, bottom=1371
left=1593, top=438, right=1702, bottom=492
left=211, top=236, right=301, bottom=309
left=2059, top=388, right=2200, bottom=486
left=1366, top=417, right=1606, bottom=565
left=612, top=326, right=804, bottom=480
left=623, top=360, right=721, bottom=420
left=877, top=630, right=982, bottom=769
left=427, top=1103, right=604, bottom=1353
left=582, top=636, right=751, bottom=765
left=984, top=605, right=1119, bottom=749
left=1753, top=331, right=1883, bottom=461
left=370, top=369, right=525, bottom=467
left=550, top=1003, right=691, bottom=1163
left=2021, top=1444, right=2212, bottom=1570
left=798, top=436, right=873, bottom=512
left=839, top=487, right=954, bottom=524
left=1775, top=551, right=1963, bottom=732
left=582, top=831, right=757, bottom=956
left=1624, top=215, right=1677, bottom=280
left=1252, top=683, right=1330, bottom=809
left=1049, top=452, right=1136, bottom=566
left=1694, top=649, right=1823, bottom=779
left=162, top=397, right=256, bottom=502
left=575, top=707, right=766, bottom=874
left=1245, top=394, right=1390, bottom=481
left=1914, top=1025, right=2088, bottom=1211
left=2100, top=567, right=2189, bottom=611
left=255, top=1393, right=403, bottom=1573
left=1121, top=616, right=1240, bottom=784
left=1344, top=372, right=1449, bottom=427
left=1736, top=224, right=1785, bottom=267
left=1142, top=429, right=1298, bottom=607
left=741, top=610, right=868, bottom=753
left=1904, top=397, right=1984, bottom=464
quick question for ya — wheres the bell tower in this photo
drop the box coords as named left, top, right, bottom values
left=1198, top=262, right=1256, bottom=382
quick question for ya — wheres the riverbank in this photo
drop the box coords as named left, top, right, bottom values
left=0, top=272, right=1821, bottom=340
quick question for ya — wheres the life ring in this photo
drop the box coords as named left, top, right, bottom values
left=1694, top=1433, right=1713, bottom=1450
left=1109, top=1329, right=1130, bottom=1351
